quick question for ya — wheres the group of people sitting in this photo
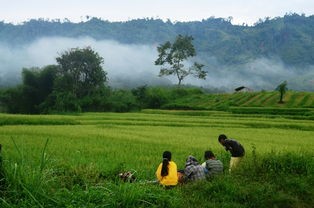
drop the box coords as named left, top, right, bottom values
left=155, top=150, right=223, bottom=187
left=155, top=134, right=245, bottom=187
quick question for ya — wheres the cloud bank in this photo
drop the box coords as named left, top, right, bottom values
left=0, top=37, right=313, bottom=91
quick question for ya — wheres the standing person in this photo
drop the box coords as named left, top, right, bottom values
left=183, top=155, right=206, bottom=181
left=156, top=151, right=178, bottom=187
left=218, top=134, right=245, bottom=172
left=201, top=150, right=223, bottom=178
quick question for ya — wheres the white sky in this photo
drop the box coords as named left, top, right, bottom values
left=0, top=0, right=313, bottom=25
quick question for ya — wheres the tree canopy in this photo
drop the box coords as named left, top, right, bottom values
left=276, top=80, right=288, bottom=103
left=55, top=47, right=107, bottom=99
left=0, top=47, right=112, bottom=113
left=155, top=35, right=207, bottom=85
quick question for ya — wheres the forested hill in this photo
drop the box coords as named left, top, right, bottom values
left=0, top=13, right=313, bottom=66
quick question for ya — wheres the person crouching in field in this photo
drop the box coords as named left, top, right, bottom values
left=156, top=151, right=178, bottom=187
left=218, top=134, right=245, bottom=172
left=182, top=155, right=206, bottom=182
left=201, top=150, right=223, bottom=178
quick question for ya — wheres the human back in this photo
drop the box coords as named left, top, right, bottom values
left=205, top=158, right=223, bottom=176
left=218, top=134, right=245, bottom=172
left=225, top=138, right=245, bottom=157
left=184, top=155, right=206, bottom=181
left=202, top=150, right=223, bottom=177
left=156, top=151, right=178, bottom=186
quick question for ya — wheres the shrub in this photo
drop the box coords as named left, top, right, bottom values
left=107, top=89, right=139, bottom=112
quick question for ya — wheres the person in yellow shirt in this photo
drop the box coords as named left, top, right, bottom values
left=156, top=151, right=178, bottom=187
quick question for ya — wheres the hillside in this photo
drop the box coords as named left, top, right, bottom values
left=163, top=91, right=314, bottom=116
left=0, top=13, right=313, bottom=66
left=0, top=13, right=314, bottom=91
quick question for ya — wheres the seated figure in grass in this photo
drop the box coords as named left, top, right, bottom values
left=182, top=155, right=206, bottom=182
left=156, top=151, right=178, bottom=187
left=201, top=150, right=223, bottom=178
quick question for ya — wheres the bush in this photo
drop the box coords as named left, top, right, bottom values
left=108, top=89, right=139, bottom=112
left=144, top=87, right=171, bottom=109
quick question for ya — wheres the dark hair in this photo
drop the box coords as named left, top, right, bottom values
left=204, top=150, right=215, bottom=159
left=218, top=134, right=227, bottom=142
left=161, top=151, right=171, bottom=177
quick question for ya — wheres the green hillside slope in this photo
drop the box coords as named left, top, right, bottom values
left=164, top=91, right=314, bottom=116
left=0, top=14, right=313, bottom=66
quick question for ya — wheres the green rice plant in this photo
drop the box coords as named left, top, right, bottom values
left=286, top=92, right=301, bottom=107
left=229, top=106, right=313, bottom=116
left=0, top=111, right=313, bottom=207
left=255, top=92, right=275, bottom=106
left=260, top=152, right=313, bottom=175
left=234, top=92, right=260, bottom=106
left=0, top=113, right=78, bottom=126
left=299, top=93, right=311, bottom=107
left=154, top=90, right=314, bottom=110
left=305, top=93, right=314, bottom=107
left=1, top=138, right=58, bottom=208
left=241, top=92, right=267, bottom=106
left=260, top=93, right=278, bottom=106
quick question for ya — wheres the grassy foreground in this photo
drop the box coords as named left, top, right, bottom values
left=0, top=110, right=313, bottom=207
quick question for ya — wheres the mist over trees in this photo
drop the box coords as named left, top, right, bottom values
left=1, top=48, right=111, bottom=113
left=0, top=46, right=204, bottom=114
left=0, top=13, right=313, bottom=66
left=0, top=65, right=57, bottom=113
left=0, top=13, right=313, bottom=91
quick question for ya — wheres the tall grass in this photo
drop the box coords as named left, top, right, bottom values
left=1, top=143, right=312, bottom=207
left=0, top=111, right=313, bottom=207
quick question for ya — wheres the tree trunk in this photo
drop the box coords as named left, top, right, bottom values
left=278, top=92, right=284, bottom=103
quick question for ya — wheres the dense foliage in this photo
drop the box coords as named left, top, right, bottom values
left=1, top=78, right=314, bottom=114
left=0, top=66, right=57, bottom=113
left=0, top=40, right=313, bottom=114
left=0, top=13, right=313, bottom=66
left=0, top=47, right=112, bottom=113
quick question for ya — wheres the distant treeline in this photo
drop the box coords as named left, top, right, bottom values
left=0, top=44, right=313, bottom=114
left=0, top=75, right=206, bottom=114
left=0, top=13, right=313, bottom=66
left=0, top=46, right=208, bottom=114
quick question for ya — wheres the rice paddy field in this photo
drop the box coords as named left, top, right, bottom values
left=0, top=110, right=313, bottom=207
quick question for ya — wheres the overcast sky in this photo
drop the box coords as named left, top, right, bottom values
left=1, top=0, right=313, bottom=25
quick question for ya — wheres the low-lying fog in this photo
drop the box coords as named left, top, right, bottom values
left=0, top=37, right=313, bottom=91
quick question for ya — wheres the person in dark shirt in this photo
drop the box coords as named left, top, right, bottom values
left=218, top=134, right=245, bottom=172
